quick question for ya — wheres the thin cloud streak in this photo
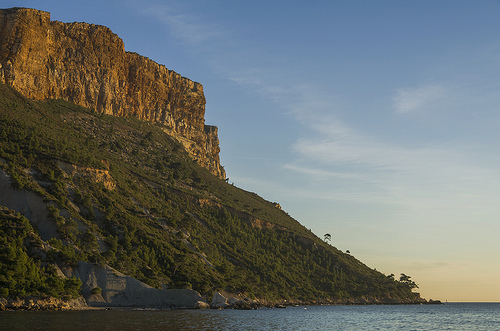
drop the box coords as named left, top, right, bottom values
left=290, top=115, right=500, bottom=196
left=290, top=105, right=458, bottom=171
left=392, top=84, right=449, bottom=113
left=140, top=4, right=228, bottom=49
left=282, top=164, right=374, bottom=181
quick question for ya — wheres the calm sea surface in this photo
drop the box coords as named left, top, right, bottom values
left=1, top=303, right=499, bottom=330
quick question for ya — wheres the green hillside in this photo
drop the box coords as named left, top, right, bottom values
left=0, top=82, right=421, bottom=304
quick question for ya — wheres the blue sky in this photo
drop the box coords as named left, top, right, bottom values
left=6, top=0, right=500, bottom=302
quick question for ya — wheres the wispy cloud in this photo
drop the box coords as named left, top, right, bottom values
left=392, top=84, right=448, bottom=113
left=290, top=111, right=487, bottom=183
left=271, top=81, right=500, bottom=220
left=283, top=164, right=372, bottom=181
left=293, top=123, right=454, bottom=170
left=140, top=4, right=228, bottom=49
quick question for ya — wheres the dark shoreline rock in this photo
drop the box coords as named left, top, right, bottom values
left=207, top=291, right=430, bottom=310
left=0, top=296, right=87, bottom=311
left=0, top=295, right=439, bottom=311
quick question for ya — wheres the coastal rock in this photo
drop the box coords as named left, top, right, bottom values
left=63, top=261, right=208, bottom=309
left=210, top=292, right=259, bottom=309
left=211, top=292, right=228, bottom=308
left=0, top=296, right=87, bottom=311
left=194, top=301, right=210, bottom=309
left=0, top=7, right=224, bottom=178
left=227, top=297, right=259, bottom=310
left=227, top=297, right=240, bottom=305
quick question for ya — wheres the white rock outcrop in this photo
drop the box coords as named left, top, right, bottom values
left=63, top=262, right=208, bottom=309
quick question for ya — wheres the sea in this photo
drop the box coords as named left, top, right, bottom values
left=0, top=302, right=499, bottom=330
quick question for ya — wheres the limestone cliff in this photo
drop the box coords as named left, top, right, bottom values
left=0, top=7, right=224, bottom=178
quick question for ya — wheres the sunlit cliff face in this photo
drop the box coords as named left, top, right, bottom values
left=0, top=7, right=224, bottom=178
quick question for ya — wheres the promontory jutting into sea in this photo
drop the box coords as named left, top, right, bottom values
left=0, top=7, right=436, bottom=312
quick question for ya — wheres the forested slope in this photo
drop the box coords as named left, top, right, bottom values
left=0, top=82, right=422, bottom=305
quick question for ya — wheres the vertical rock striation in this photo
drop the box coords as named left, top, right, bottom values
left=0, top=7, right=224, bottom=178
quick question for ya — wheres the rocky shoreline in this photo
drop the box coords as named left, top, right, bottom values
left=0, top=292, right=440, bottom=311
left=0, top=296, right=87, bottom=311
left=0, top=260, right=437, bottom=312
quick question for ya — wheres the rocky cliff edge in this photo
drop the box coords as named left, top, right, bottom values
left=0, top=7, right=224, bottom=178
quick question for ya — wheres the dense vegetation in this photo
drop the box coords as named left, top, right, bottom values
left=0, top=206, right=81, bottom=298
left=0, top=82, right=420, bottom=303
